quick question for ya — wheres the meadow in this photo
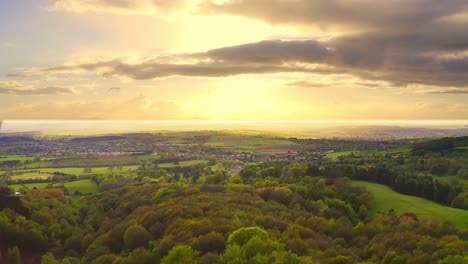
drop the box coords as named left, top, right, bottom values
left=9, top=179, right=98, bottom=194
left=204, top=135, right=298, bottom=153
left=0, top=155, right=37, bottom=162
left=353, top=181, right=468, bottom=227
left=325, top=147, right=411, bottom=159
left=13, top=165, right=139, bottom=178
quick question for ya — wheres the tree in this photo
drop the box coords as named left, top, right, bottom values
left=227, top=227, right=268, bottom=247
left=124, top=224, right=151, bottom=250
left=120, top=248, right=152, bottom=264
left=161, top=245, right=199, bottom=264
left=191, top=232, right=226, bottom=253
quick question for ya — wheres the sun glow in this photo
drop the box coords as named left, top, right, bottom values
left=183, top=86, right=301, bottom=120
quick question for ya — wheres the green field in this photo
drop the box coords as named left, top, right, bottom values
left=204, top=135, right=297, bottom=153
left=9, top=182, right=51, bottom=191
left=13, top=165, right=138, bottom=176
left=157, top=160, right=208, bottom=168
left=9, top=179, right=98, bottom=194
left=64, top=179, right=98, bottom=194
left=0, top=155, right=37, bottom=162
left=325, top=150, right=357, bottom=159
left=353, top=181, right=468, bottom=227
left=11, top=172, right=51, bottom=181
left=326, top=147, right=411, bottom=159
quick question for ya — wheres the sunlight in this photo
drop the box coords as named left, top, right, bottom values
left=184, top=87, right=297, bottom=119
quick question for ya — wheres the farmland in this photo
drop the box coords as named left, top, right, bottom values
left=9, top=179, right=98, bottom=194
left=204, top=135, right=298, bottom=153
left=353, top=181, right=468, bottom=227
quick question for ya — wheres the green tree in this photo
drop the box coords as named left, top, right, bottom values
left=227, top=227, right=268, bottom=247
left=161, top=245, right=199, bottom=264
left=124, top=224, right=151, bottom=250
left=121, top=248, right=152, bottom=264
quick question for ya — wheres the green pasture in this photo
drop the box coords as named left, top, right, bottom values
left=8, top=179, right=98, bottom=195
left=352, top=181, right=468, bottom=228
left=64, top=179, right=98, bottom=194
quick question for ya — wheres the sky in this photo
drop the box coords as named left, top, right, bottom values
left=0, top=0, right=467, bottom=120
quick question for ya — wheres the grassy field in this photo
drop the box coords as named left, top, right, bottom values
left=10, top=172, right=51, bottom=181
left=9, top=182, right=51, bottom=191
left=9, top=179, right=98, bottom=194
left=325, top=150, right=357, bottom=159
left=326, top=147, right=411, bottom=159
left=157, top=160, right=207, bottom=168
left=353, top=181, right=468, bottom=227
left=64, top=179, right=98, bottom=194
left=0, top=155, right=37, bottom=162
left=14, top=165, right=138, bottom=176
left=204, top=135, right=297, bottom=153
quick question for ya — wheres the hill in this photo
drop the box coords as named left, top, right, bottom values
left=352, top=181, right=468, bottom=227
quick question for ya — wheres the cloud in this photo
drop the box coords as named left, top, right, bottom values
left=19, top=38, right=468, bottom=88
left=286, top=81, right=330, bottom=88
left=202, top=0, right=468, bottom=32
left=0, top=86, right=75, bottom=96
left=423, top=88, right=468, bottom=94
left=14, top=1, right=468, bottom=89
left=0, top=80, right=27, bottom=88
left=46, top=0, right=188, bottom=15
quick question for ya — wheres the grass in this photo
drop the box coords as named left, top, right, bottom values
left=11, top=172, right=51, bottom=181
left=64, top=179, right=98, bottom=194
left=9, top=182, right=51, bottom=191
left=326, top=147, right=411, bottom=159
left=352, top=181, right=468, bottom=228
left=157, top=160, right=208, bottom=168
left=326, top=150, right=357, bottom=159
left=0, top=155, right=37, bottom=162
left=8, top=179, right=98, bottom=195
left=204, top=135, right=297, bottom=153
left=14, top=165, right=138, bottom=176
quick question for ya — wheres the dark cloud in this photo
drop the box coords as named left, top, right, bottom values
left=38, top=0, right=468, bottom=89
left=424, top=88, right=468, bottom=94
left=26, top=37, right=468, bottom=88
left=202, top=0, right=468, bottom=32
left=0, top=86, right=74, bottom=95
left=205, top=40, right=330, bottom=64
left=286, top=81, right=330, bottom=88
left=5, top=73, right=27, bottom=78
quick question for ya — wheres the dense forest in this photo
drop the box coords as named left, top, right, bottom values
left=0, top=135, right=467, bottom=263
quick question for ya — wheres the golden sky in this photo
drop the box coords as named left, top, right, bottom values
left=0, top=0, right=467, bottom=120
